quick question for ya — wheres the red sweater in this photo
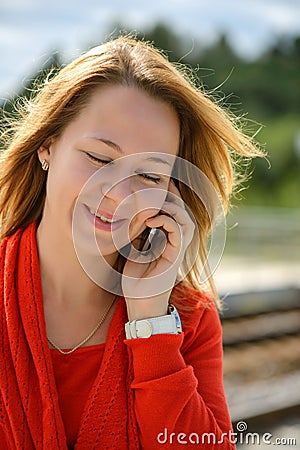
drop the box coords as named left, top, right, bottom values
left=0, top=222, right=236, bottom=449
left=51, top=344, right=106, bottom=448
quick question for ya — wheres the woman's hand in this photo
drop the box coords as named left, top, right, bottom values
left=122, top=180, right=195, bottom=321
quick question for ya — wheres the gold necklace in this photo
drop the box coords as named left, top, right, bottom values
left=47, top=295, right=117, bottom=355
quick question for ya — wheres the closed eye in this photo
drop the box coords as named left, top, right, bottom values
left=137, top=172, right=161, bottom=184
left=86, top=152, right=161, bottom=183
left=86, top=152, right=112, bottom=164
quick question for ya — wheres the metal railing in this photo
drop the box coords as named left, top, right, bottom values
left=224, top=206, right=300, bottom=261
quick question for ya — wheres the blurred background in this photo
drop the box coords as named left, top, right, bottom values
left=1, top=0, right=299, bottom=447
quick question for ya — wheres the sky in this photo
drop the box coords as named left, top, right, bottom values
left=0, top=0, right=300, bottom=99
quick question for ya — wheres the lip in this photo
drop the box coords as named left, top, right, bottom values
left=92, top=208, right=123, bottom=221
left=84, top=205, right=127, bottom=232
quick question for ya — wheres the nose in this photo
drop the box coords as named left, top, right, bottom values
left=101, top=174, right=133, bottom=204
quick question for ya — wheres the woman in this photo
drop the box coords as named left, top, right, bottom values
left=0, top=37, right=260, bottom=449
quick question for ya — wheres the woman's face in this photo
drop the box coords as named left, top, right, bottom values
left=39, top=84, right=180, bottom=262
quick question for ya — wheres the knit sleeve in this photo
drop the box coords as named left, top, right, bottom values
left=0, top=427, right=10, bottom=450
left=124, top=301, right=236, bottom=450
left=0, top=395, right=11, bottom=450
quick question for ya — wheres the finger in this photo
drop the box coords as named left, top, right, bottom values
left=160, top=201, right=195, bottom=232
left=145, top=215, right=182, bottom=248
left=147, top=205, right=195, bottom=250
left=145, top=214, right=192, bottom=267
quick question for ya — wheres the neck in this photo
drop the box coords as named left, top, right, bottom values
left=36, top=216, right=116, bottom=308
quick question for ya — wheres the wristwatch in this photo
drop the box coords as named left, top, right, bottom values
left=125, top=304, right=182, bottom=339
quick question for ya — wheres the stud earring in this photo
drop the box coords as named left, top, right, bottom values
left=41, top=160, right=49, bottom=171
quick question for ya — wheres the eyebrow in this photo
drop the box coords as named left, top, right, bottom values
left=144, top=156, right=172, bottom=167
left=88, top=137, right=172, bottom=166
left=92, top=137, right=124, bottom=154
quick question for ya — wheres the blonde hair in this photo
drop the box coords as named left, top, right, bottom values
left=0, top=36, right=262, bottom=309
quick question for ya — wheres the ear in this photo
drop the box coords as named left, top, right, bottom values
left=37, top=137, right=54, bottom=165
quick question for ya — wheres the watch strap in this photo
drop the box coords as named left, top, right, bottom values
left=125, top=304, right=182, bottom=339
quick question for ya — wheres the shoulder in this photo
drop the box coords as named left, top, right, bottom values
left=0, top=227, right=23, bottom=271
left=0, top=222, right=36, bottom=252
left=170, top=281, right=219, bottom=322
left=0, top=224, right=35, bottom=287
left=0, top=227, right=23, bottom=251
left=171, top=283, right=222, bottom=353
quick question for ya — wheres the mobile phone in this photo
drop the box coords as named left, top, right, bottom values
left=140, top=227, right=158, bottom=252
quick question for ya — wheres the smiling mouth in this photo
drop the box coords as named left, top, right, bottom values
left=87, top=206, right=125, bottom=224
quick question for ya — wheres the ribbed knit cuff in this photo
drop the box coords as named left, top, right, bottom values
left=124, top=333, right=187, bottom=383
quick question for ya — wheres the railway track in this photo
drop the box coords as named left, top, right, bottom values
left=220, top=288, right=300, bottom=434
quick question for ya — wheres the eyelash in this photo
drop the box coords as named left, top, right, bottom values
left=86, top=152, right=112, bottom=165
left=138, top=173, right=161, bottom=184
left=85, top=152, right=161, bottom=184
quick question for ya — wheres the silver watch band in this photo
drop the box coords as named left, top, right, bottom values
left=125, top=304, right=182, bottom=339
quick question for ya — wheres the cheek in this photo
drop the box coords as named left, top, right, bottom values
left=49, top=154, right=95, bottom=201
left=121, top=187, right=168, bottom=245
left=72, top=165, right=96, bottom=196
left=130, top=188, right=168, bottom=228
left=133, top=188, right=167, bottom=220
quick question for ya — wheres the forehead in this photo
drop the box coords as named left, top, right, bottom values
left=65, top=84, right=180, bottom=158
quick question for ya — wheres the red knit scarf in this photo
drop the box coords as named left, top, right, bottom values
left=0, top=222, right=139, bottom=449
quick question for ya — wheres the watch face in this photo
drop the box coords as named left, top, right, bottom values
left=168, top=304, right=182, bottom=333
left=174, top=314, right=182, bottom=333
